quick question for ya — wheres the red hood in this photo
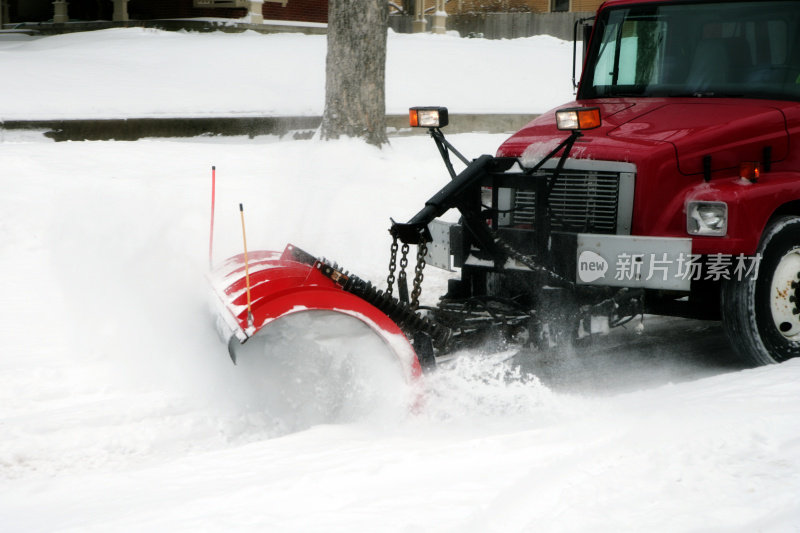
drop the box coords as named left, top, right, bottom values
left=497, top=99, right=789, bottom=176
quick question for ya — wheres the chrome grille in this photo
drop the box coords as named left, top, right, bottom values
left=511, top=170, right=621, bottom=233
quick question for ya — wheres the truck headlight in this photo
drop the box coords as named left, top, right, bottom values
left=687, top=201, right=727, bottom=236
left=409, top=107, right=449, bottom=128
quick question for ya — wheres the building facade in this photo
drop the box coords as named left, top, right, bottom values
left=2, top=0, right=603, bottom=26
left=427, top=0, right=603, bottom=13
left=0, top=0, right=327, bottom=25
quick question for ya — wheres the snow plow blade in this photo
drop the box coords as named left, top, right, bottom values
left=210, top=244, right=422, bottom=383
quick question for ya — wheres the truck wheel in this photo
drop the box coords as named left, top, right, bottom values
left=721, top=216, right=800, bottom=365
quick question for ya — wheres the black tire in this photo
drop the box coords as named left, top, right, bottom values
left=721, top=216, right=800, bottom=365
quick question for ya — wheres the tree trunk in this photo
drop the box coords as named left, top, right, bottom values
left=320, top=0, right=388, bottom=147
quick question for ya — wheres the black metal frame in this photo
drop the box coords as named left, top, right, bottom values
left=386, top=125, right=659, bottom=355
left=573, top=16, right=595, bottom=90
left=391, top=127, right=582, bottom=267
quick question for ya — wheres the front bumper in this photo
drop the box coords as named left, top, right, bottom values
left=576, top=234, right=692, bottom=291
left=428, top=220, right=694, bottom=292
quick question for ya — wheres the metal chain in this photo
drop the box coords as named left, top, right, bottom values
left=411, top=237, right=427, bottom=309
left=386, top=234, right=399, bottom=296
left=387, top=228, right=427, bottom=308
left=398, top=243, right=410, bottom=289
left=487, top=226, right=574, bottom=288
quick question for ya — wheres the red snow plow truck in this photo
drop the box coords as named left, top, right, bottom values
left=212, top=0, right=800, bottom=379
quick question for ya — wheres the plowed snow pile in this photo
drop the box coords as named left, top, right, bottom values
left=0, top=29, right=799, bottom=533
left=231, top=311, right=415, bottom=431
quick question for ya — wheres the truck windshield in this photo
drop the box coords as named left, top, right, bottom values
left=579, top=0, right=800, bottom=101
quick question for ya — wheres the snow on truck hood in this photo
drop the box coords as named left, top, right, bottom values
left=499, top=99, right=789, bottom=176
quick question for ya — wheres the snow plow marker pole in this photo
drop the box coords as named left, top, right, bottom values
left=239, top=203, right=254, bottom=329
left=209, top=166, right=216, bottom=269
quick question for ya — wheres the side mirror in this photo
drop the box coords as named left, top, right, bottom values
left=573, top=17, right=594, bottom=90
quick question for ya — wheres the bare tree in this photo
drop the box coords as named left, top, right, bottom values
left=320, top=0, right=388, bottom=147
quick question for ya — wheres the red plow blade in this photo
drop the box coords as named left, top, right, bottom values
left=210, top=245, right=422, bottom=383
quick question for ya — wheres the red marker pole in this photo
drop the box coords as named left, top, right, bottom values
left=209, top=166, right=216, bottom=269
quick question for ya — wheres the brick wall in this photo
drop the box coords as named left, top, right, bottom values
left=263, top=1, right=327, bottom=24
left=419, top=0, right=600, bottom=14
left=129, top=0, right=246, bottom=20
left=529, top=0, right=549, bottom=12
left=570, top=0, right=603, bottom=12
left=128, top=0, right=326, bottom=23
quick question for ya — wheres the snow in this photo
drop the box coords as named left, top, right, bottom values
left=0, top=27, right=574, bottom=120
left=1, top=28, right=800, bottom=533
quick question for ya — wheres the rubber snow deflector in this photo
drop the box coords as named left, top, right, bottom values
left=210, top=244, right=422, bottom=383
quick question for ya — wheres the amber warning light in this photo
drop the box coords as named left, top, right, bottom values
left=739, top=161, right=761, bottom=183
left=409, top=107, right=449, bottom=128
left=556, top=107, right=601, bottom=131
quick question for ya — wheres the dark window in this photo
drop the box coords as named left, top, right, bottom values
left=551, top=0, right=570, bottom=13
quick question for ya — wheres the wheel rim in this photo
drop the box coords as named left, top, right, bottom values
left=769, top=247, right=800, bottom=342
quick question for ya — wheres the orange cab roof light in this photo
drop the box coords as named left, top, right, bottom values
left=555, top=107, right=602, bottom=131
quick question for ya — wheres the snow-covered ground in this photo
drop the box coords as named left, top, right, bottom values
left=0, top=27, right=574, bottom=120
left=1, top=29, right=800, bottom=533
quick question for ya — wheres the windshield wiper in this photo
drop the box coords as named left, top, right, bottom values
left=669, top=91, right=744, bottom=98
